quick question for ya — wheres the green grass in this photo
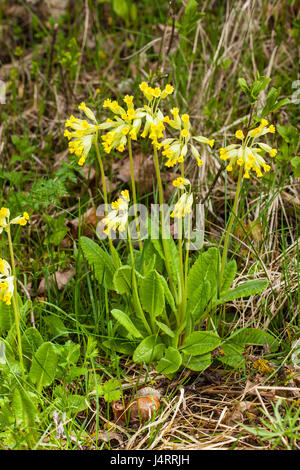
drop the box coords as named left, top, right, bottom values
left=0, top=0, right=299, bottom=450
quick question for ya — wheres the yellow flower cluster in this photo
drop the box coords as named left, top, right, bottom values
left=139, top=82, right=174, bottom=102
left=0, top=207, right=29, bottom=233
left=100, top=96, right=144, bottom=153
left=171, top=192, right=193, bottom=219
left=172, top=177, right=190, bottom=189
left=161, top=110, right=214, bottom=167
left=220, top=119, right=277, bottom=178
left=65, top=102, right=100, bottom=166
left=0, top=258, right=14, bottom=306
left=102, top=190, right=130, bottom=234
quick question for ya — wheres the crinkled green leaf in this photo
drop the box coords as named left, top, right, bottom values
left=181, top=331, right=221, bottom=356
left=111, top=309, right=143, bottom=338
left=156, top=347, right=182, bottom=375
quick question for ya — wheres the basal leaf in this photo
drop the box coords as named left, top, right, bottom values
left=221, top=259, right=237, bottom=292
left=156, top=347, right=182, bottom=375
left=217, top=342, right=245, bottom=368
left=187, top=247, right=220, bottom=300
left=216, top=279, right=268, bottom=305
left=182, top=352, right=212, bottom=372
left=80, top=236, right=115, bottom=290
left=140, top=270, right=165, bottom=317
left=229, top=327, right=279, bottom=352
left=29, top=342, right=58, bottom=391
left=181, top=331, right=221, bottom=356
left=111, top=309, right=143, bottom=338
left=155, top=320, right=175, bottom=338
left=133, top=335, right=165, bottom=363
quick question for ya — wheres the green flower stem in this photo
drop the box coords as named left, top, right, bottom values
left=7, top=227, right=25, bottom=380
left=127, top=225, right=152, bottom=336
left=177, top=162, right=185, bottom=322
left=153, top=145, right=177, bottom=302
left=94, top=134, right=118, bottom=267
left=219, top=165, right=243, bottom=293
left=128, top=137, right=143, bottom=254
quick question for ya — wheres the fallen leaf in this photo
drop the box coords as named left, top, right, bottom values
left=92, top=430, right=124, bottom=447
left=38, top=268, right=74, bottom=294
left=223, top=400, right=258, bottom=425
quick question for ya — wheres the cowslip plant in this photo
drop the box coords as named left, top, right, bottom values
left=67, top=79, right=280, bottom=376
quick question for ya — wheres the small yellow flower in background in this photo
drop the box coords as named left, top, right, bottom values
left=139, top=82, right=174, bottom=103
left=220, top=119, right=277, bottom=178
left=0, top=207, right=10, bottom=233
left=161, top=111, right=214, bottom=168
left=235, top=129, right=244, bottom=140
left=11, top=212, right=30, bottom=226
left=65, top=103, right=99, bottom=166
left=0, top=258, right=14, bottom=306
left=0, top=208, right=29, bottom=233
left=102, top=190, right=130, bottom=234
left=171, top=192, right=193, bottom=218
left=172, top=177, right=190, bottom=189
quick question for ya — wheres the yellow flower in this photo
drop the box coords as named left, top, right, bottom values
left=0, top=259, right=14, bottom=306
left=172, top=177, right=190, bottom=189
left=65, top=105, right=100, bottom=165
left=171, top=192, right=193, bottom=218
left=100, top=95, right=144, bottom=154
left=161, top=84, right=174, bottom=97
left=162, top=112, right=213, bottom=168
left=102, top=191, right=130, bottom=234
left=235, top=129, right=244, bottom=140
left=219, top=123, right=276, bottom=178
left=0, top=208, right=29, bottom=232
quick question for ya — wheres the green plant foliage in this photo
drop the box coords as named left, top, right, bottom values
left=29, top=342, right=58, bottom=391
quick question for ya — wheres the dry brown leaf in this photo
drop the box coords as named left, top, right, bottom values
left=223, top=400, right=258, bottom=425
left=69, top=206, right=100, bottom=238
left=38, top=268, right=74, bottom=294
left=92, top=430, right=124, bottom=447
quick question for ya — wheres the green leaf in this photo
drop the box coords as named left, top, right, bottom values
left=156, top=347, right=182, bottom=375
left=133, top=335, right=165, bottom=363
left=221, top=259, right=237, bottom=292
left=291, top=156, right=300, bottom=177
left=187, top=247, right=220, bottom=300
left=80, top=236, right=115, bottom=290
left=102, top=339, right=136, bottom=355
left=217, top=342, right=245, bottom=368
left=113, top=265, right=138, bottom=294
left=0, top=301, right=13, bottom=334
left=181, top=331, right=221, bottom=356
left=216, top=279, right=268, bottom=305
left=187, top=280, right=212, bottom=320
left=113, top=0, right=128, bottom=22
left=21, top=327, right=44, bottom=365
left=44, top=316, right=69, bottom=337
left=139, top=270, right=165, bottom=317
left=12, top=388, right=38, bottom=429
left=238, top=77, right=250, bottom=95
left=229, top=327, right=279, bottom=352
left=99, top=378, right=122, bottom=403
left=182, top=352, right=212, bottom=372
left=155, top=320, right=175, bottom=338
left=29, top=342, right=58, bottom=391
left=111, top=309, right=143, bottom=338
left=157, top=273, right=176, bottom=312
